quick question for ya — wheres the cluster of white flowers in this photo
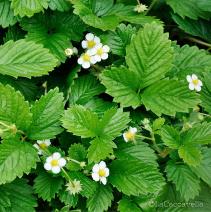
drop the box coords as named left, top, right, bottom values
left=33, top=139, right=51, bottom=155
left=186, top=74, right=203, bottom=92
left=78, top=33, right=110, bottom=69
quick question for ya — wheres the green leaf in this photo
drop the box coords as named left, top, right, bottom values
left=160, top=126, right=181, bottom=149
left=27, top=88, right=64, bottom=140
left=152, top=117, right=165, bottom=132
left=102, top=23, right=136, bottom=56
left=0, top=83, right=32, bottom=131
left=59, top=190, right=78, bottom=207
left=0, top=179, right=37, bottom=212
left=0, top=141, right=39, bottom=185
left=0, top=39, right=58, bottom=78
left=169, top=44, right=211, bottom=79
left=69, top=74, right=105, bottom=105
left=100, top=66, right=141, bottom=108
left=0, top=0, right=18, bottom=28
left=3, top=25, right=25, bottom=42
left=182, top=122, right=211, bottom=145
left=11, top=0, right=48, bottom=17
left=67, top=143, right=87, bottom=171
left=20, top=12, right=86, bottom=62
left=68, top=171, right=97, bottom=198
left=87, top=136, right=116, bottom=163
left=191, top=148, right=211, bottom=187
left=109, top=158, right=165, bottom=196
left=142, top=79, right=200, bottom=116
left=201, top=73, right=211, bottom=113
left=166, top=0, right=210, bottom=20
left=48, top=0, right=71, bottom=12
left=197, top=0, right=211, bottom=12
left=34, top=171, right=64, bottom=201
left=178, top=144, right=202, bottom=166
left=126, top=23, right=173, bottom=89
left=87, top=184, right=113, bottom=212
left=62, top=105, right=99, bottom=138
left=165, top=161, right=200, bottom=201
left=118, top=197, right=140, bottom=212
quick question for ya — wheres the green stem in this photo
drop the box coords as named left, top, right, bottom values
left=199, top=112, right=211, bottom=117
left=136, top=134, right=154, bottom=141
left=185, top=37, right=211, bottom=48
left=67, top=158, right=81, bottom=165
left=145, top=0, right=158, bottom=15
left=62, top=168, right=72, bottom=181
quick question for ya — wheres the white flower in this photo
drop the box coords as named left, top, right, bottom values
left=92, top=161, right=109, bottom=185
left=65, top=47, right=78, bottom=57
left=123, top=127, right=137, bottom=142
left=33, top=139, right=51, bottom=155
left=134, top=4, right=148, bottom=13
left=81, top=33, right=101, bottom=50
left=91, top=44, right=110, bottom=62
left=66, top=179, right=82, bottom=195
left=77, top=51, right=96, bottom=69
left=44, top=152, right=66, bottom=174
left=186, top=74, right=203, bottom=92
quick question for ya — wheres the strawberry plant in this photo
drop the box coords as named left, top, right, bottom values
left=0, top=0, right=211, bottom=211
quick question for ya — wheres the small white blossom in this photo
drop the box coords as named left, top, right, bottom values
left=90, top=43, right=110, bottom=62
left=92, top=161, right=109, bottom=185
left=65, top=47, right=78, bottom=57
left=123, top=127, right=137, bottom=142
left=134, top=4, right=148, bottom=13
left=81, top=33, right=101, bottom=50
left=33, top=139, right=51, bottom=155
left=66, top=179, right=82, bottom=195
left=44, top=152, right=66, bottom=174
left=186, top=74, right=203, bottom=92
left=77, top=51, right=96, bottom=69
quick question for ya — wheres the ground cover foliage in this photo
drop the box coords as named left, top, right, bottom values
left=0, top=0, right=211, bottom=211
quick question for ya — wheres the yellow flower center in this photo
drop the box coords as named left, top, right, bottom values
left=87, top=40, right=96, bottom=48
left=98, top=169, right=106, bottom=177
left=192, top=79, right=199, bottom=86
left=39, top=143, right=47, bottom=150
left=51, top=159, right=59, bottom=167
left=125, top=131, right=135, bottom=141
left=97, top=48, right=103, bottom=56
left=82, top=53, right=91, bottom=62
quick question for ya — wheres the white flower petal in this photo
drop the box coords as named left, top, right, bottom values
left=82, top=62, right=91, bottom=69
left=52, top=152, right=61, bottom=159
left=44, top=140, right=51, bottom=146
left=130, top=127, right=137, bottom=133
left=46, top=156, right=53, bottom=163
left=192, top=74, right=198, bottom=80
left=100, top=177, right=107, bottom=185
left=105, top=168, right=109, bottom=177
left=198, top=80, right=203, bottom=86
left=90, top=57, right=97, bottom=64
left=77, top=57, right=83, bottom=65
left=103, top=45, right=110, bottom=52
left=186, top=75, right=192, bottom=83
left=189, top=83, right=195, bottom=90
left=99, top=161, right=106, bottom=169
left=33, top=144, right=40, bottom=150
left=82, top=40, right=87, bottom=49
left=52, top=166, right=61, bottom=174
left=195, top=85, right=201, bottom=92
left=92, top=164, right=99, bottom=173
left=101, top=53, right=108, bottom=60
left=95, top=43, right=103, bottom=49
left=37, top=140, right=43, bottom=144
left=123, top=133, right=128, bottom=142
left=58, top=158, right=66, bottom=167
left=44, top=162, right=52, bottom=171
left=38, top=150, right=43, bottom=155
left=94, top=55, right=101, bottom=62
left=87, top=48, right=97, bottom=56
left=92, top=173, right=100, bottom=181
left=94, top=36, right=101, bottom=44
left=86, top=33, right=94, bottom=41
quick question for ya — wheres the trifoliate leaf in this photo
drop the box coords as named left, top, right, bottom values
left=126, top=23, right=173, bottom=89
left=191, top=148, right=211, bottom=187
left=87, top=136, right=116, bottom=163
left=62, top=105, right=99, bottom=138
left=11, top=0, right=48, bottom=17
left=160, top=126, right=181, bottom=149
left=69, top=74, right=105, bottom=105
left=100, top=66, right=141, bottom=108
left=169, top=45, right=211, bottom=79
left=102, top=23, right=136, bottom=56
left=48, top=0, right=71, bottom=12
left=142, top=79, right=200, bottom=116
left=0, top=0, right=18, bottom=28
left=109, top=158, right=165, bottom=196
left=68, top=172, right=97, bottom=198
left=165, top=161, right=200, bottom=201
left=34, top=171, right=64, bottom=201
left=0, top=179, right=37, bottom=212
left=27, top=88, right=64, bottom=140
left=21, top=12, right=86, bottom=62
left=87, top=184, right=114, bottom=212
left=0, top=141, right=39, bottom=185
left=118, top=197, right=140, bottom=212
left=0, top=39, right=58, bottom=78
left=0, top=83, right=32, bottom=131
left=166, top=0, right=210, bottom=20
